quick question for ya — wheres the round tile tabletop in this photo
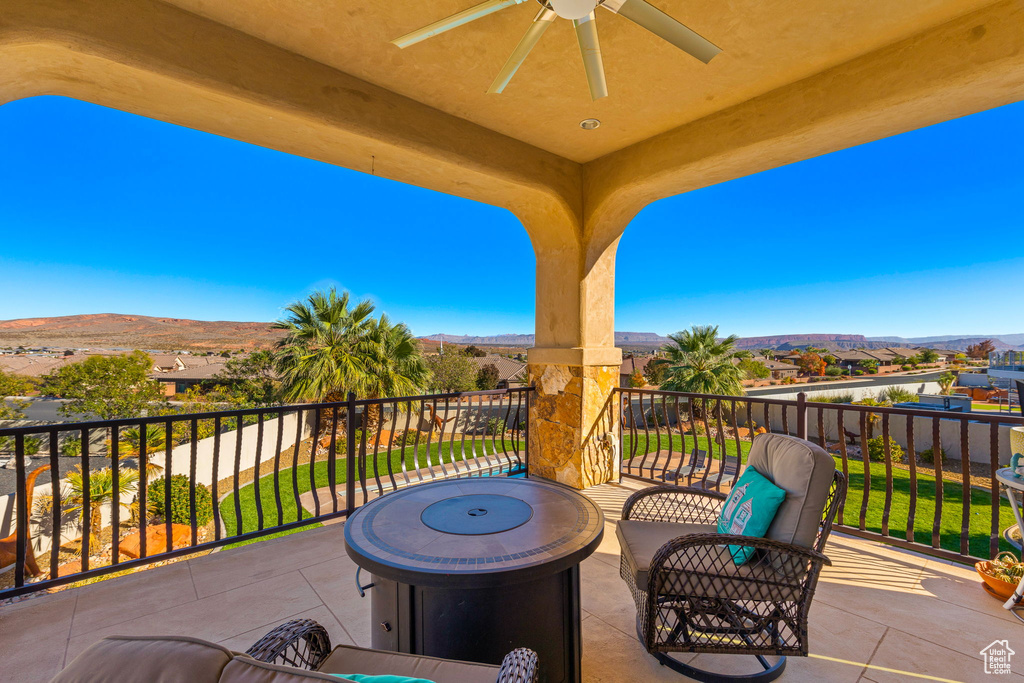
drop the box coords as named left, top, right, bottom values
left=344, top=477, right=605, bottom=588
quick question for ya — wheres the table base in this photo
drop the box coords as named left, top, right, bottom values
left=368, top=566, right=582, bottom=683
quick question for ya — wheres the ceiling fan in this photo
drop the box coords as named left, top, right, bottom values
left=391, top=0, right=721, bottom=101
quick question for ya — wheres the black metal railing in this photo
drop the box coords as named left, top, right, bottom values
left=615, top=387, right=1024, bottom=564
left=0, top=387, right=531, bottom=597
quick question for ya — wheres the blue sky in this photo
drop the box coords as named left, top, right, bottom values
left=1, top=95, right=1022, bottom=339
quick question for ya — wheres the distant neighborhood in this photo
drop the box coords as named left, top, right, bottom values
left=0, top=338, right=990, bottom=398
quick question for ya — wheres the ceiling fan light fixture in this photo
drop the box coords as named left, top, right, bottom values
left=580, top=118, right=601, bottom=130
left=550, top=0, right=599, bottom=21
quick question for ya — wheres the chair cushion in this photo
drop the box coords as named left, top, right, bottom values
left=220, top=657, right=345, bottom=682
left=747, top=433, right=835, bottom=549
left=617, top=520, right=716, bottom=589
left=319, top=644, right=498, bottom=683
left=716, top=467, right=787, bottom=564
left=616, top=519, right=801, bottom=602
left=51, top=635, right=233, bottom=683
left=331, top=676, right=435, bottom=683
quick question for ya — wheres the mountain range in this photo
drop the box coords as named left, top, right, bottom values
left=425, top=332, right=1024, bottom=352
left=0, top=314, right=284, bottom=351
left=2, top=315, right=1021, bottom=353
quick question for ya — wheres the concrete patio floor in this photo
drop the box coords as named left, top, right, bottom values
left=2, top=478, right=1022, bottom=682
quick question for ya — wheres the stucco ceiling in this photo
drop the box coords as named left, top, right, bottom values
left=162, top=1, right=994, bottom=163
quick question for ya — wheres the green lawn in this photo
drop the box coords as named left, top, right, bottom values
left=835, top=456, right=1014, bottom=559
left=220, top=439, right=524, bottom=546
left=621, top=434, right=1014, bottom=561
left=622, top=434, right=753, bottom=463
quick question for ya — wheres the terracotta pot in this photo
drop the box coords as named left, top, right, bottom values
left=976, top=560, right=1021, bottom=600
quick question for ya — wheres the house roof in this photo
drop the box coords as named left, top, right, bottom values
left=150, top=354, right=183, bottom=369
left=0, top=355, right=75, bottom=377
left=619, top=356, right=657, bottom=376
left=149, top=364, right=228, bottom=381
left=764, top=360, right=799, bottom=371
left=468, top=356, right=527, bottom=383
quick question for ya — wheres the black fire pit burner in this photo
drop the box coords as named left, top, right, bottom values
left=420, top=494, right=533, bottom=535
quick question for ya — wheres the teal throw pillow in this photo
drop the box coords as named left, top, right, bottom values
left=716, top=467, right=786, bottom=565
left=332, top=676, right=436, bottom=683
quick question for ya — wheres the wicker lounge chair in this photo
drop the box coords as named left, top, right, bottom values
left=616, top=434, right=846, bottom=682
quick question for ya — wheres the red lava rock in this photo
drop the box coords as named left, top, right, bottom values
left=118, top=524, right=194, bottom=559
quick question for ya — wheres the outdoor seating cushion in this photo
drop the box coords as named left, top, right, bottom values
left=319, top=644, right=499, bottom=683
left=615, top=519, right=801, bottom=602
left=51, top=635, right=234, bottom=683
left=221, top=657, right=347, bottom=682
left=332, top=676, right=435, bottom=683
left=715, top=467, right=787, bottom=564
left=746, top=433, right=835, bottom=549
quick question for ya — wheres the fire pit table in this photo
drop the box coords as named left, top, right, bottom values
left=344, top=477, right=604, bottom=683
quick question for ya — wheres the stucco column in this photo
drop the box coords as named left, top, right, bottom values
left=526, top=227, right=623, bottom=489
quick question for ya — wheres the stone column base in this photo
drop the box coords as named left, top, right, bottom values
left=528, top=363, right=620, bottom=489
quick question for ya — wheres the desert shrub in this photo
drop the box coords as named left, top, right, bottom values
left=808, top=392, right=855, bottom=404
left=824, top=366, right=843, bottom=377
left=644, top=408, right=668, bottom=427
left=62, top=437, right=82, bottom=457
left=879, top=387, right=918, bottom=404
left=867, top=436, right=904, bottom=463
left=900, top=364, right=911, bottom=371
left=781, top=376, right=797, bottom=385
left=854, top=370, right=865, bottom=376
left=147, top=475, right=213, bottom=526
left=686, top=421, right=706, bottom=436
left=485, top=417, right=507, bottom=435
left=385, top=430, right=420, bottom=446
left=918, top=446, right=947, bottom=465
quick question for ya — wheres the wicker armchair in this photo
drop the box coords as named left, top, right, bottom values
left=618, top=434, right=846, bottom=682
left=247, top=618, right=539, bottom=683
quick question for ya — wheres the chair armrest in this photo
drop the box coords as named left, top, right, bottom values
left=496, top=648, right=539, bottom=683
left=649, top=532, right=831, bottom=596
left=245, top=619, right=332, bottom=671
left=622, top=485, right=727, bottom=524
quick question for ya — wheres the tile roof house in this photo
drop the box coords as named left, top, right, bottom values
left=0, top=355, right=75, bottom=378
left=619, top=355, right=657, bottom=387
left=150, top=354, right=186, bottom=372
left=468, top=356, right=527, bottom=389
left=762, top=360, right=800, bottom=379
left=149, top=362, right=229, bottom=396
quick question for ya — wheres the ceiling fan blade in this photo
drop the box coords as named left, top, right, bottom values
left=393, top=0, right=529, bottom=49
left=573, top=12, right=608, bottom=100
left=488, top=8, right=557, bottom=94
left=602, top=0, right=720, bottom=63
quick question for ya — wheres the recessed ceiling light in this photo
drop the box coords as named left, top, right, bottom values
left=580, top=118, right=601, bottom=130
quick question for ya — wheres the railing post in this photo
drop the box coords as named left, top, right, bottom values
left=616, top=390, right=623, bottom=484
left=524, top=387, right=531, bottom=478
left=14, top=434, right=26, bottom=589
left=796, top=392, right=808, bottom=440
left=346, top=392, right=357, bottom=515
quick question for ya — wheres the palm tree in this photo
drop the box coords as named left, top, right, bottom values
left=653, top=325, right=744, bottom=397
left=357, top=315, right=430, bottom=433
left=273, top=288, right=376, bottom=403
left=115, top=426, right=166, bottom=456
left=63, top=466, right=139, bottom=553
